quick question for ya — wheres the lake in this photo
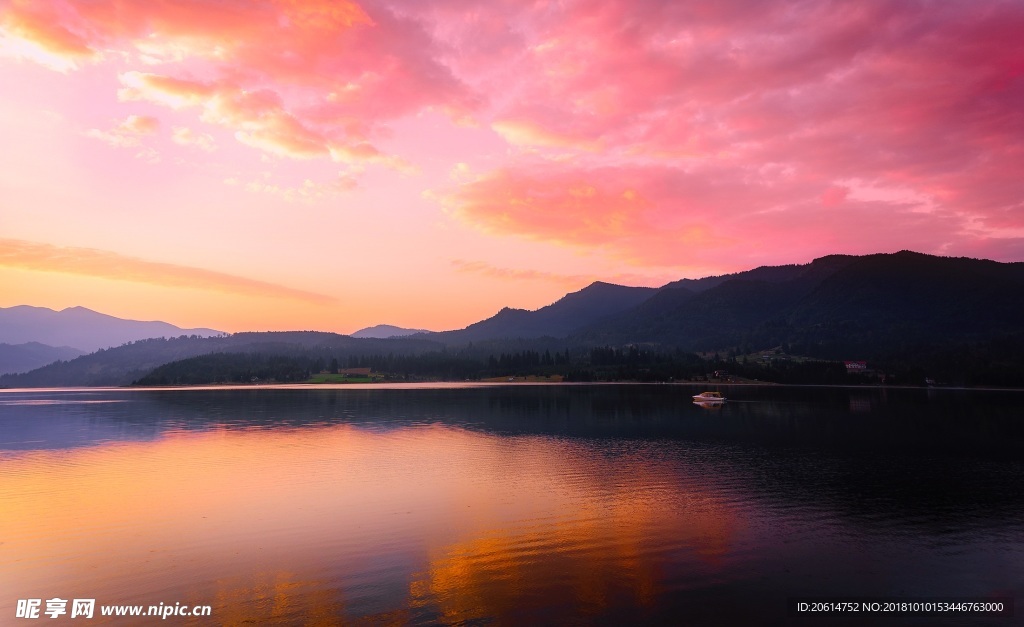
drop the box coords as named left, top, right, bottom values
left=1, top=384, right=1021, bottom=625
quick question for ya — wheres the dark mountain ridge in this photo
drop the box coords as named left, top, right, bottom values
left=576, top=251, right=1024, bottom=359
left=431, top=281, right=657, bottom=343
left=660, top=254, right=856, bottom=292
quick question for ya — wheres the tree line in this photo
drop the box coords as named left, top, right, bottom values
left=134, top=336, right=1024, bottom=387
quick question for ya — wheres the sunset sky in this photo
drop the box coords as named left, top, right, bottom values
left=1, top=0, right=1022, bottom=334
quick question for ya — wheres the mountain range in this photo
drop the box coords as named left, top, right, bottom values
left=0, top=306, right=224, bottom=376
left=0, top=305, right=222, bottom=352
left=2, top=250, right=1023, bottom=387
left=350, top=324, right=432, bottom=339
left=430, top=281, right=656, bottom=343
left=0, top=342, right=85, bottom=376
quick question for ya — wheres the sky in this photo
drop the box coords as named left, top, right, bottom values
left=1, top=0, right=1022, bottom=334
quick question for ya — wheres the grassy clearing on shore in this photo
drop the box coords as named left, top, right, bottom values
left=308, top=374, right=377, bottom=384
left=480, top=375, right=565, bottom=383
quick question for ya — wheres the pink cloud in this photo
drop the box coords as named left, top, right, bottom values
left=119, top=114, right=160, bottom=135
left=2, top=0, right=475, bottom=166
left=85, top=114, right=160, bottom=148
left=440, top=161, right=997, bottom=269
left=440, top=165, right=747, bottom=267
left=171, top=126, right=215, bottom=151
left=3, top=0, right=1022, bottom=271
left=117, top=71, right=370, bottom=161
left=820, top=186, right=849, bottom=207
left=434, top=0, right=1024, bottom=266
left=226, top=173, right=358, bottom=202
left=0, top=1, right=93, bottom=63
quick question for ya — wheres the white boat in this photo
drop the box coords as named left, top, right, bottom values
left=692, top=391, right=726, bottom=402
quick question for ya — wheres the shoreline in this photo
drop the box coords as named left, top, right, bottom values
left=3, top=381, right=1024, bottom=393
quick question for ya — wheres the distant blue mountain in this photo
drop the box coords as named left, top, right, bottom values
left=0, top=305, right=223, bottom=353
left=0, top=342, right=85, bottom=375
left=351, top=324, right=431, bottom=339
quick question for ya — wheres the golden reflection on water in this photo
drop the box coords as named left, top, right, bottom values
left=407, top=462, right=736, bottom=624
left=1, top=423, right=740, bottom=623
left=203, top=572, right=347, bottom=627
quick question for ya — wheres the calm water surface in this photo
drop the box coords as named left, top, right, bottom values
left=1, top=384, right=1022, bottom=625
